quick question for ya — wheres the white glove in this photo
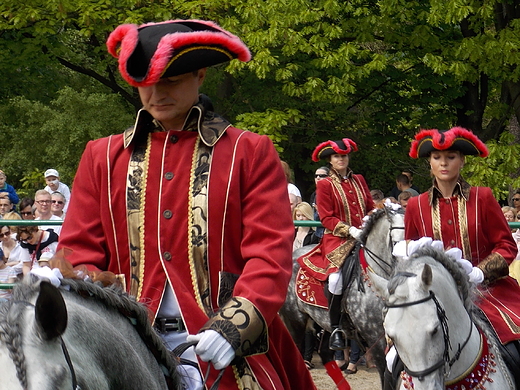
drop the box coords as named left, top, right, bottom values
left=392, top=237, right=444, bottom=260
left=444, top=247, right=484, bottom=284
left=30, top=267, right=63, bottom=288
left=186, top=330, right=235, bottom=370
left=349, top=226, right=362, bottom=240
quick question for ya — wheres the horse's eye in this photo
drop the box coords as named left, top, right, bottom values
left=431, top=327, right=439, bottom=337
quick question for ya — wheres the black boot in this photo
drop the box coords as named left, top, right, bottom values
left=328, top=293, right=346, bottom=350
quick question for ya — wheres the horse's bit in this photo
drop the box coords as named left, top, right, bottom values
left=386, top=290, right=473, bottom=381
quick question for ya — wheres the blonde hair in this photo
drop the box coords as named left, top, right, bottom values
left=293, top=202, right=314, bottom=221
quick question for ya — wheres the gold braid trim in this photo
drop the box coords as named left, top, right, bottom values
left=187, top=135, right=205, bottom=311
left=457, top=196, right=471, bottom=259
left=431, top=199, right=442, bottom=242
left=333, top=222, right=350, bottom=237
left=136, top=133, right=151, bottom=300
left=330, top=177, right=350, bottom=223
left=477, top=252, right=510, bottom=284
left=200, top=297, right=268, bottom=357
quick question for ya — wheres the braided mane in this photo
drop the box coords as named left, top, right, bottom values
left=0, top=278, right=178, bottom=388
left=358, top=206, right=405, bottom=246
left=411, top=246, right=474, bottom=311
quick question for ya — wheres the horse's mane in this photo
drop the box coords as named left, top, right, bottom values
left=0, top=278, right=178, bottom=387
left=398, top=246, right=476, bottom=314
left=358, top=206, right=405, bottom=246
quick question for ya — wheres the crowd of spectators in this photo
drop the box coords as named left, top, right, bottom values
left=0, top=168, right=70, bottom=280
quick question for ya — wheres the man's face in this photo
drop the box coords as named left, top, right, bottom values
left=0, top=174, right=5, bottom=187
left=51, top=194, right=65, bottom=214
left=35, top=193, right=52, bottom=215
left=45, top=175, right=59, bottom=190
left=0, top=198, right=11, bottom=215
left=138, top=69, right=206, bottom=131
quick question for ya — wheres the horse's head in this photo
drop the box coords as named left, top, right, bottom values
left=0, top=280, right=73, bottom=390
left=360, top=204, right=405, bottom=278
left=377, top=247, right=476, bottom=390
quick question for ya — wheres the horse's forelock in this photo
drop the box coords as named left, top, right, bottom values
left=409, top=247, right=474, bottom=311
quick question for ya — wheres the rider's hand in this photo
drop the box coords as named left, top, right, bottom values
left=445, top=247, right=484, bottom=284
left=29, top=266, right=63, bottom=288
left=348, top=226, right=362, bottom=240
left=186, top=330, right=235, bottom=370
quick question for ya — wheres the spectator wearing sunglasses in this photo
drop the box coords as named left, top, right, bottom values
left=16, top=225, right=58, bottom=276
left=19, top=198, right=35, bottom=220
left=51, top=192, right=66, bottom=220
left=309, top=166, right=330, bottom=239
left=0, top=222, right=24, bottom=276
left=511, top=190, right=520, bottom=216
left=34, top=190, right=62, bottom=236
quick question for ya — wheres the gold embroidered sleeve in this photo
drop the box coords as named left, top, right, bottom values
left=333, top=222, right=351, bottom=238
left=477, top=252, right=509, bottom=284
left=200, top=297, right=268, bottom=357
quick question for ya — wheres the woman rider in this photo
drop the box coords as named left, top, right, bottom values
left=298, top=138, right=374, bottom=356
left=404, top=126, right=520, bottom=386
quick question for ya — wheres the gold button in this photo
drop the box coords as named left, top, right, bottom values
left=447, top=220, right=452, bottom=225
left=163, top=252, right=172, bottom=261
left=163, top=210, right=172, bottom=219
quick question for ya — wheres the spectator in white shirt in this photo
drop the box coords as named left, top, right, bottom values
left=43, top=169, right=71, bottom=212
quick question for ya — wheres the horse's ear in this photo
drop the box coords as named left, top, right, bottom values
left=421, top=264, right=433, bottom=288
left=368, top=271, right=389, bottom=299
left=35, top=281, right=68, bottom=340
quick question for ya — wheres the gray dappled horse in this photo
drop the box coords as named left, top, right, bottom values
left=0, top=278, right=180, bottom=390
left=280, top=205, right=404, bottom=387
left=371, top=246, right=516, bottom=390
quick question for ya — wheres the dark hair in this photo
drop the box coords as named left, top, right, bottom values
left=396, top=174, right=410, bottom=186
left=19, top=197, right=34, bottom=210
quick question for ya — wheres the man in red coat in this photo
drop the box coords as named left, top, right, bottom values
left=58, top=20, right=316, bottom=390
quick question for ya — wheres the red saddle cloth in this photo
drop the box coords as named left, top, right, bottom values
left=295, top=267, right=328, bottom=309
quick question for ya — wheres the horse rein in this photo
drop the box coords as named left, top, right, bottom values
left=173, top=340, right=225, bottom=390
left=386, top=290, right=473, bottom=381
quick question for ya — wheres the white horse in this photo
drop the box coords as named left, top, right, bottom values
left=280, top=204, right=405, bottom=385
left=370, top=246, right=515, bottom=390
left=0, top=278, right=180, bottom=390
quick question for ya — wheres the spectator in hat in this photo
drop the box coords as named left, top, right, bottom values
left=0, top=170, right=19, bottom=208
left=44, top=169, right=71, bottom=212
left=57, top=19, right=314, bottom=390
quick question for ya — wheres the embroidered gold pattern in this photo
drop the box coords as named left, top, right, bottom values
left=477, top=252, right=509, bottom=283
left=126, top=133, right=151, bottom=299
left=201, top=297, right=268, bottom=358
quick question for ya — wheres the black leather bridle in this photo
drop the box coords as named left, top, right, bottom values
left=386, top=290, right=473, bottom=381
left=362, top=208, right=405, bottom=278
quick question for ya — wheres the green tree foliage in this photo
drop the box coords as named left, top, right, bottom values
left=0, top=0, right=519, bottom=197
left=0, top=87, right=134, bottom=188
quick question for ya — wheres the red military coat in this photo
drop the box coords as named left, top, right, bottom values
left=58, top=107, right=316, bottom=390
left=405, top=179, right=520, bottom=343
left=298, top=171, right=374, bottom=280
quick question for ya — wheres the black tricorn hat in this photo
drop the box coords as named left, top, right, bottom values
left=107, top=20, right=251, bottom=87
left=409, top=127, right=489, bottom=158
left=312, top=138, right=358, bottom=162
